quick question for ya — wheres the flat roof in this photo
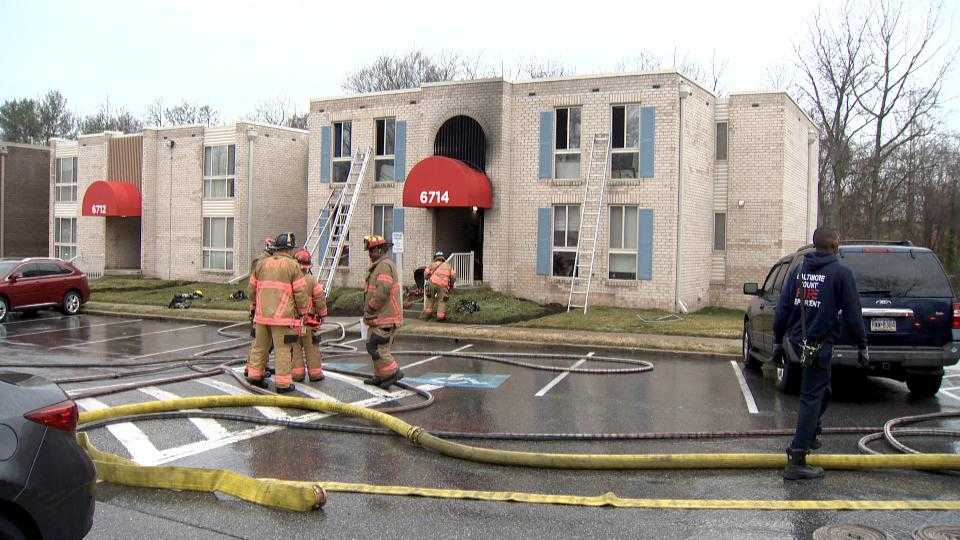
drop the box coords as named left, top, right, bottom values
left=0, top=141, right=50, bottom=151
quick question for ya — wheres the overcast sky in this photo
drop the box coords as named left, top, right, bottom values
left=1, top=0, right=958, bottom=130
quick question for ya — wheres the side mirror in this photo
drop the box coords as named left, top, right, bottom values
left=7, top=274, right=18, bottom=283
left=743, top=282, right=760, bottom=296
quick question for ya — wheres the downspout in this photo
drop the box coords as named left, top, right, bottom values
left=167, top=140, right=174, bottom=279
left=0, top=146, right=6, bottom=258
left=246, top=129, right=258, bottom=276
left=675, top=84, right=692, bottom=314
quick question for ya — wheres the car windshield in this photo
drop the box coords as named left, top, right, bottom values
left=0, top=261, right=18, bottom=279
left=841, top=251, right=953, bottom=298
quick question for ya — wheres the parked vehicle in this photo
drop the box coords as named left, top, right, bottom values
left=0, top=257, right=90, bottom=323
left=0, top=371, right=96, bottom=539
left=743, top=241, right=959, bottom=397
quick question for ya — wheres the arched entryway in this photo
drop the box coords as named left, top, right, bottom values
left=434, top=115, right=486, bottom=172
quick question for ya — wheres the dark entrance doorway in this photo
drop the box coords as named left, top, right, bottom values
left=433, top=207, right=483, bottom=282
left=434, top=116, right=486, bottom=172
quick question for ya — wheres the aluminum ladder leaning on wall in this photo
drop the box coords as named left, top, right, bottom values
left=566, top=133, right=611, bottom=313
left=305, top=147, right=371, bottom=296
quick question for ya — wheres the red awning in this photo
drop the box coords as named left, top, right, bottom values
left=81, top=181, right=142, bottom=217
left=402, top=156, right=492, bottom=209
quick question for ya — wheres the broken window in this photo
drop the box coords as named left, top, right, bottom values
left=611, top=104, right=640, bottom=178
left=552, top=204, right=580, bottom=277
left=554, top=107, right=581, bottom=179
left=375, top=118, right=396, bottom=182
left=332, top=121, right=352, bottom=182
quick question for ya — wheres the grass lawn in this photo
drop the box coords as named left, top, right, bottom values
left=514, top=306, right=744, bottom=339
left=438, top=288, right=557, bottom=325
left=91, top=278, right=251, bottom=311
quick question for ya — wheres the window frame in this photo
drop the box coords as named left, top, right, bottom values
left=374, top=118, right=396, bottom=182
left=713, top=212, right=726, bottom=252
left=202, top=145, right=236, bottom=200
left=715, top=121, right=728, bottom=160
left=553, top=106, right=582, bottom=180
left=610, top=104, right=641, bottom=179
left=54, top=217, right=77, bottom=261
left=202, top=216, right=235, bottom=272
left=608, top=205, right=639, bottom=280
left=551, top=204, right=580, bottom=278
left=373, top=204, right=395, bottom=260
left=55, top=157, right=78, bottom=202
left=332, top=121, right=353, bottom=183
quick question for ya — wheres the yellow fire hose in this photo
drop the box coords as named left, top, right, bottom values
left=77, top=395, right=960, bottom=512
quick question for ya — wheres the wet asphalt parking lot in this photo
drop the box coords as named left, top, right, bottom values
left=1, top=311, right=959, bottom=539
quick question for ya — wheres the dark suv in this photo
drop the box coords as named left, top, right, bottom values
left=0, top=257, right=90, bottom=323
left=742, top=242, right=959, bottom=397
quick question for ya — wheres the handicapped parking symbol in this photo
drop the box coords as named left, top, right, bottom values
left=407, top=372, right=509, bottom=389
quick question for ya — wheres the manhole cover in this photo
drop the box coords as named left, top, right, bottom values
left=913, top=525, right=960, bottom=540
left=812, top=524, right=891, bottom=540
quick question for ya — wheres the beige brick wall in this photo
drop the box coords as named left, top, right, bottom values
left=75, top=134, right=109, bottom=264
left=299, top=73, right=818, bottom=311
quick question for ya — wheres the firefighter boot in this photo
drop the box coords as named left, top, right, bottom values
left=363, top=369, right=405, bottom=390
left=783, top=448, right=824, bottom=480
left=275, top=383, right=296, bottom=394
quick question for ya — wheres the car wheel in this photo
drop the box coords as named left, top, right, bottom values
left=0, top=297, right=9, bottom=323
left=776, top=358, right=801, bottom=394
left=906, top=373, right=943, bottom=398
left=742, top=326, right=761, bottom=370
left=61, top=291, right=82, bottom=316
left=0, top=515, right=29, bottom=540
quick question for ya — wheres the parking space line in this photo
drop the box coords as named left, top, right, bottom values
left=0, top=315, right=71, bottom=326
left=730, top=360, right=760, bottom=414
left=121, top=337, right=248, bottom=360
left=138, top=387, right=231, bottom=440
left=2, top=318, right=142, bottom=339
left=194, top=378, right=292, bottom=420
left=49, top=324, right=206, bottom=350
left=940, top=388, right=960, bottom=403
left=535, top=352, right=594, bottom=397
left=76, top=397, right=162, bottom=464
left=403, top=344, right=474, bottom=370
left=340, top=337, right=364, bottom=346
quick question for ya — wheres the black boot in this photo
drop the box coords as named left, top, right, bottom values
left=246, top=378, right=268, bottom=389
left=783, top=448, right=824, bottom=480
left=275, top=384, right=296, bottom=394
left=810, top=437, right=822, bottom=450
left=363, top=370, right=404, bottom=390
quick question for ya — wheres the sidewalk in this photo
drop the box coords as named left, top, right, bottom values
left=83, top=302, right=740, bottom=357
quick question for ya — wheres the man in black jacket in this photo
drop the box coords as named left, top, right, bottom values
left=773, top=228, right=869, bottom=480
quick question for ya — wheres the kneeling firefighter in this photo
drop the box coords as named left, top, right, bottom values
left=293, top=249, right=327, bottom=383
left=422, top=251, right=456, bottom=321
left=246, top=233, right=319, bottom=393
left=362, top=235, right=404, bottom=389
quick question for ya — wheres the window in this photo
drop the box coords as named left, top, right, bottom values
left=55, top=157, right=78, bottom=202
left=373, top=204, right=394, bottom=260
left=762, top=263, right=788, bottom=302
left=554, top=107, right=581, bottom=179
left=609, top=205, right=639, bottom=280
left=552, top=204, right=580, bottom=277
left=374, top=118, right=395, bottom=182
left=330, top=206, right=349, bottom=267
left=841, top=251, right=953, bottom=298
left=332, top=121, right=352, bottom=182
left=54, top=217, right=77, bottom=261
left=715, top=122, right=728, bottom=160
left=203, top=145, right=236, bottom=199
left=202, top=217, right=234, bottom=271
left=713, top=212, right=726, bottom=251
left=611, top=104, right=640, bottom=178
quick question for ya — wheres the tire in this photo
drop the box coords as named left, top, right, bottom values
left=0, top=297, right=9, bottom=323
left=0, top=515, right=28, bottom=540
left=61, top=291, right=82, bottom=316
left=742, top=326, right=762, bottom=370
left=776, top=357, right=802, bottom=394
left=906, top=373, right=942, bottom=398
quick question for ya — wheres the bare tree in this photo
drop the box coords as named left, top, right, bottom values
left=145, top=99, right=165, bottom=127
left=343, top=50, right=465, bottom=93
left=156, top=100, right=219, bottom=126
left=247, top=97, right=308, bottom=129
left=616, top=48, right=728, bottom=93
left=79, top=99, right=142, bottom=134
left=852, top=0, right=954, bottom=236
left=616, top=51, right=663, bottom=73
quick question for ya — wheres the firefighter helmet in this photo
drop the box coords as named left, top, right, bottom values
left=272, top=233, right=296, bottom=250
left=434, top=251, right=445, bottom=260
left=363, top=235, right=391, bottom=251
left=295, top=249, right=312, bottom=268
left=263, top=237, right=275, bottom=250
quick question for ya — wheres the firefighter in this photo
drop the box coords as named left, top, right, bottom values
left=362, top=235, right=404, bottom=389
left=292, top=249, right=327, bottom=383
left=246, top=232, right=318, bottom=393
left=422, top=251, right=456, bottom=321
left=248, top=237, right=277, bottom=338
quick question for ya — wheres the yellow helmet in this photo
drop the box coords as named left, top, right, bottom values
left=363, top=235, right=391, bottom=251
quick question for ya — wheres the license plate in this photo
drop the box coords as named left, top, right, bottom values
left=870, top=318, right=897, bottom=332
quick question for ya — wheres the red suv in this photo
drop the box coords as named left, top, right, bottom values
left=0, top=258, right=90, bottom=322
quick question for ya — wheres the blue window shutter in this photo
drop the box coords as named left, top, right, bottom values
left=394, top=120, right=407, bottom=181
left=320, top=126, right=331, bottom=183
left=538, top=111, right=554, bottom=179
left=536, top=208, right=551, bottom=275
left=639, top=107, right=655, bottom=178
left=637, top=209, right=654, bottom=280
left=392, top=207, right=404, bottom=235
left=318, top=209, right=330, bottom=257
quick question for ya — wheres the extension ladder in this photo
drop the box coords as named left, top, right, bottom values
left=304, top=147, right=371, bottom=295
left=566, top=133, right=611, bottom=313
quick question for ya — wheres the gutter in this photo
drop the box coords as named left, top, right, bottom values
left=246, top=129, right=258, bottom=277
